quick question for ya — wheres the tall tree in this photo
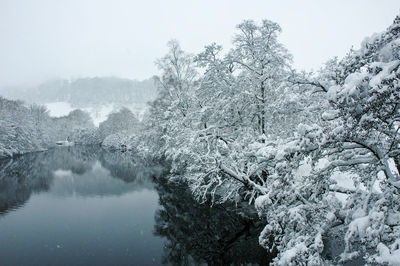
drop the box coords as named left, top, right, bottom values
left=143, top=40, right=198, bottom=160
left=230, top=20, right=292, bottom=137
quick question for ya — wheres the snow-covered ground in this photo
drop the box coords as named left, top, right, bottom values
left=45, top=102, right=74, bottom=117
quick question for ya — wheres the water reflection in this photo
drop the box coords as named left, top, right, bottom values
left=0, top=152, right=53, bottom=215
left=99, top=150, right=165, bottom=183
left=0, top=146, right=164, bottom=216
left=0, top=146, right=272, bottom=265
left=154, top=178, right=274, bottom=265
left=0, top=146, right=166, bottom=266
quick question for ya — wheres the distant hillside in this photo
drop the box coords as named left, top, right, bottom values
left=0, top=77, right=157, bottom=107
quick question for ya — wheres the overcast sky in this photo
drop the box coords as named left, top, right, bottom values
left=0, top=0, right=399, bottom=87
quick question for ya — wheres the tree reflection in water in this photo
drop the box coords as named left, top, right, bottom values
left=99, top=149, right=165, bottom=183
left=0, top=151, right=53, bottom=215
left=0, top=146, right=165, bottom=217
left=1, top=146, right=274, bottom=264
left=154, top=177, right=275, bottom=265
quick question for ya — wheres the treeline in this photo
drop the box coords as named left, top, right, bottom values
left=0, top=97, right=140, bottom=158
left=0, top=97, right=94, bottom=158
left=136, top=16, right=400, bottom=264
left=71, top=106, right=140, bottom=150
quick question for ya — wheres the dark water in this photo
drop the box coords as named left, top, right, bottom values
left=0, top=146, right=270, bottom=265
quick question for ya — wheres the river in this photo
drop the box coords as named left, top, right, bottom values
left=0, top=146, right=270, bottom=265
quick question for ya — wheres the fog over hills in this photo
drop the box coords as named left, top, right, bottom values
left=0, top=77, right=157, bottom=107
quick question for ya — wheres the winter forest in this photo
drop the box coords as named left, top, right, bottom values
left=1, top=5, right=400, bottom=266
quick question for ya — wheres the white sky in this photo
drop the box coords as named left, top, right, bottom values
left=0, top=0, right=398, bottom=87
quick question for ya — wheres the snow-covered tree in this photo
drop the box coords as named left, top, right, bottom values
left=142, top=40, right=199, bottom=160
left=98, top=107, right=137, bottom=141
left=0, top=97, right=46, bottom=157
left=253, top=15, right=400, bottom=264
left=51, top=109, right=94, bottom=142
left=136, top=15, right=400, bottom=265
left=230, top=20, right=292, bottom=137
left=316, top=15, right=400, bottom=264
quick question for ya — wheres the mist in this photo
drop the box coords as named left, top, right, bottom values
left=0, top=0, right=398, bottom=88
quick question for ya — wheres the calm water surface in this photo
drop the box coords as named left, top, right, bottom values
left=0, top=146, right=269, bottom=265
